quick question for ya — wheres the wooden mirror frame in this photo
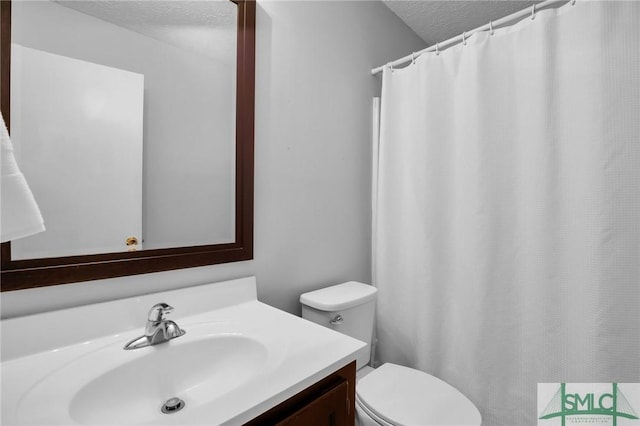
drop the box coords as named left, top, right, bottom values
left=0, top=0, right=255, bottom=291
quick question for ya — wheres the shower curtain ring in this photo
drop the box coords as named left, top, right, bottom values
left=462, top=32, right=467, bottom=46
left=387, top=62, right=394, bottom=72
left=531, top=4, right=536, bottom=20
left=411, top=52, right=417, bottom=64
left=489, top=21, right=494, bottom=35
left=435, top=43, right=440, bottom=55
left=571, top=0, right=576, bottom=5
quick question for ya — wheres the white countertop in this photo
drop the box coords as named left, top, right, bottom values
left=1, top=277, right=364, bottom=425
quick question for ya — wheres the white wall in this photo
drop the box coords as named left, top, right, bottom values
left=1, top=1, right=425, bottom=319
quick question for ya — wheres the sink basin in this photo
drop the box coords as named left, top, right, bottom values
left=13, top=322, right=274, bottom=425
left=69, top=334, right=267, bottom=425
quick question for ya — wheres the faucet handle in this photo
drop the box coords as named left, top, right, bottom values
left=147, top=302, right=173, bottom=322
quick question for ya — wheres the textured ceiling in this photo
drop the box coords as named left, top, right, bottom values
left=57, top=1, right=546, bottom=63
left=56, top=0, right=237, bottom=63
left=382, top=0, right=542, bottom=46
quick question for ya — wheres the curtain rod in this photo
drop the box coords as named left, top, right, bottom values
left=371, top=0, right=573, bottom=76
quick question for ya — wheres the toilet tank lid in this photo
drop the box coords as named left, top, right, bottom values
left=300, top=281, right=377, bottom=311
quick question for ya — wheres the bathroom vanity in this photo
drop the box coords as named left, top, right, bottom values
left=0, top=277, right=362, bottom=425
left=246, top=362, right=355, bottom=425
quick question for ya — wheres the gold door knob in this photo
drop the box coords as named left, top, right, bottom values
left=126, top=236, right=139, bottom=251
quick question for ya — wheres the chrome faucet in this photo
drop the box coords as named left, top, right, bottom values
left=123, top=303, right=186, bottom=350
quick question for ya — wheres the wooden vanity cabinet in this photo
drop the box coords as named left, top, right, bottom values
left=245, top=361, right=356, bottom=426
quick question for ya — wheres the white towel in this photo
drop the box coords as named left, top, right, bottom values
left=1, top=113, right=45, bottom=242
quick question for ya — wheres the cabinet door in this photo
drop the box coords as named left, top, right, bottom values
left=276, top=380, right=349, bottom=426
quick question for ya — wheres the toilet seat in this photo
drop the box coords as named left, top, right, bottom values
left=356, top=363, right=481, bottom=426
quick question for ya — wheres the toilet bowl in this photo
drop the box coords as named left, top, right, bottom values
left=355, top=363, right=480, bottom=426
left=300, top=282, right=481, bottom=426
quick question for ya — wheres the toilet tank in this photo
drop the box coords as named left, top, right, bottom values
left=300, top=282, right=377, bottom=369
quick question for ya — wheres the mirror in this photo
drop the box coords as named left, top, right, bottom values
left=0, top=0, right=255, bottom=291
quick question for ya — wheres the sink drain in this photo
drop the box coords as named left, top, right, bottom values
left=161, top=397, right=185, bottom=414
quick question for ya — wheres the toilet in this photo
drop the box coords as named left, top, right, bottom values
left=300, top=281, right=481, bottom=426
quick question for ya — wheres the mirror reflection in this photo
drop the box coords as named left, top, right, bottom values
left=10, top=0, right=237, bottom=259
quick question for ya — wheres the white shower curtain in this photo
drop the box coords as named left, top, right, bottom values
left=374, top=2, right=640, bottom=425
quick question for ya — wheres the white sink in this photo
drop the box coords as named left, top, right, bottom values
left=69, top=333, right=267, bottom=424
left=1, top=277, right=365, bottom=425
left=10, top=319, right=284, bottom=425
